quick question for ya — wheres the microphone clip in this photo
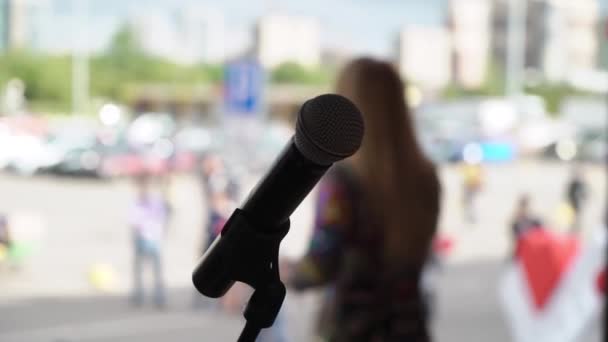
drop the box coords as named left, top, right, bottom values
left=192, top=209, right=289, bottom=342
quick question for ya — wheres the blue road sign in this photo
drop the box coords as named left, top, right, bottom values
left=224, top=61, right=263, bottom=115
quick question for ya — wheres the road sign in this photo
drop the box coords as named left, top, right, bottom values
left=224, top=61, right=263, bottom=115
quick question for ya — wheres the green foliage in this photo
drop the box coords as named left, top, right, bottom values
left=202, top=64, right=223, bottom=83
left=524, top=83, right=586, bottom=114
left=441, top=58, right=593, bottom=115
left=90, top=25, right=219, bottom=102
left=0, top=51, right=72, bottom=111
left=483, top=60, right=506, bottom=96
left=0, top=26, right=225, bottom=113
left=443, top=60, right=504, bottom=99
left=105, top=26, right=145, bottom=65
left=1, top=26, right=334, bottom=114
left=442, top=84, right=484, bottom=99
left=271, top=62, right=332, bottom=85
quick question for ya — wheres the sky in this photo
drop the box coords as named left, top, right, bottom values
left=33, top=0, right=448, bottom=57
left=30, top=0, right=608, bottom=58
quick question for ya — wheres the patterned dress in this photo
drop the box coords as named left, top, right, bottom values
left=292, top=165, right=431, bottom=342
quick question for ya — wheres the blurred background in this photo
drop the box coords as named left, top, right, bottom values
left=0, top=0, right=606, bottom=341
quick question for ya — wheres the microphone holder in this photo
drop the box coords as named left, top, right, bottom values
left=192, top=209, right=289, bottom=342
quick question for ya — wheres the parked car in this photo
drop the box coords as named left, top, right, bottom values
left=127, top=112, right=176, bottom=149
left=5, top=134, right=62, bottom=176
left=40, top=129, right=105, bottom=177
left=578, top=129, right=607, bottom=163
left=542, top=128, right=607, bottom=163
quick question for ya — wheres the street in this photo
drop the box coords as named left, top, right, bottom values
left=0, top=161, right=605, bottom=341
left=0, top=262, right=510, bottom=342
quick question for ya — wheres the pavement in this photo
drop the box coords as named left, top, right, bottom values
left=0, top=262, right=509, bottom=342
left=0, top=161, right=605, bottom=341
left=0, top=260, right=599, bottom=342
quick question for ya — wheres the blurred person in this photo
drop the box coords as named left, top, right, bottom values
left=197, top=153, right=288, bottom=340
left=159, top=174, right=174, bottom=231
left=0, top=214, right=10, bottom=249
left=192, top=153, right=238, bottom=310
left=421, top=235, right=455, bottom=321
left=461, top=161, right=483, bottom=224
left=510, top=195, right=543, bottom=255
left=565, top=165, right=587, bottom=233
left=284, top=58, right=441, bottom=342
left=198, top=153, right=237, bottom=255
left=129, top=174, right=170, bottom=308
left=0, top=214, right=10, bottom=264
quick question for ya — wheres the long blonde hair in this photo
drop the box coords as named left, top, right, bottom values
left=336, top=58, right=440, bottom=268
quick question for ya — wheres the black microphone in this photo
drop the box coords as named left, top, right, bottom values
left=192, top=94, right=363, bottom=337
left=240, top=93, right=365, bottom=230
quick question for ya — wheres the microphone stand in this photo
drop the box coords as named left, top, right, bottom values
left=192, top=209, right=289, bottom=342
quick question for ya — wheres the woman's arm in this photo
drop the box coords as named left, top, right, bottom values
left=289, top=177, right=352, bottom=290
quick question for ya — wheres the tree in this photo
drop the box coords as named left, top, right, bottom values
left=271, top=62, right=331, bottom=84
left=524, top=83, right=586, bottom=115
left=443, top=59, right=505, bottom=99
left=0, top=51, right=72, bottom=111
left=0, top=25, right=226, bottom=113
left=91, top=25, right=221, bottom=102
left=105, top=25, right=144, bottom=63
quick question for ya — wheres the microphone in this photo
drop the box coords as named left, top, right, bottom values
left=240, top=93, right=365, bottom=230
left=192, top=94, right=363, bottom=340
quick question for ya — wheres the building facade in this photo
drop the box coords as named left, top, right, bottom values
left=396, top=26, right=452, bottom=91
left=0, top=0, right=27, bottom=51
left=255, top=14, right=320, bottom=69
left=0, top=0, right=8, bottom=51
left=173, top=6, right=225, bottom=64
left=130, top=6, right=225, bottom=65
left=492, top=0, right=599, bottom=82
left=8, top=0, right=26, bottom=49
left=449, top=0, right=493, bottom=89
left=599, top=16, right=608, bottom=69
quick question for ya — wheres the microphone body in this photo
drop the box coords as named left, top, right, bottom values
left=192, top=139, right=330, bottom=298
left=241, top=139, right=330, bottom=230
left=192, top=94, right=364, bottom=301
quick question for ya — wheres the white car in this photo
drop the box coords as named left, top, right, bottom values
left=0, top=125, right=13, bottom=169
left=5, top=135, right=63, bottom=175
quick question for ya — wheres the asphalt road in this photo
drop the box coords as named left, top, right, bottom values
left=0, top=260, right=599, bottom=342
left=0, top=262, right=511, bottom=342
left=0, top=161, right=605, bottom=341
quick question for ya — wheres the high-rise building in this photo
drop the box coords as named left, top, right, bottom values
left=320, top=47, right=352, bottom=70
left=174, top=6, right=225, bottom=64
left=492, top=0, right=546, bottom=75
left=130, top=10, right=176, bottom=60
left=130, top=6, right=225, bottom=65
left=7, top=0, right=26, bottom=49
left=492, top=0, right=599, bottom=82
left=255, top=14, right=320, bottom=69
left=0, top=0, right=26, bottom=51
left=396, top=26, right=451, bottom=90
left=561, top=0, right=598, bottom=71
left=449, top=0, right=492, bottom=89
left=0, top=0, right=8, bottom=51
left=26, top=0, right=52, bottom=52
left=599, top=16, right=608, bottom=69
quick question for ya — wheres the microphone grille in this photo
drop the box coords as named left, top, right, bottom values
left=295, top=94, right=364, bottom=165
